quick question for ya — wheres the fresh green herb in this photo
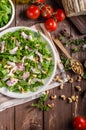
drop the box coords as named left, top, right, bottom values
left=65, top=41, right=71, bottom=47
left=72, top=46, right=80, bottom=53
left=71, top=38, right=86, bottom=45
left=83, top=73, right=86, bottom=80
left=32, top=93, right=50, bottom=111
left=0, top=0, right=12, bottom=27
left=61, top=55, right=71, bottom=70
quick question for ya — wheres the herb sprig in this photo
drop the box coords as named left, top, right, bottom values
left=60, top=55, right=71, bottom=70
left=32, top=93, right=50, bottom=111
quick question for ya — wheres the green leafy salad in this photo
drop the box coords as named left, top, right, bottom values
left=0, top=29, right=53, bottom=93
left=0, top=0, right=12, bottom=27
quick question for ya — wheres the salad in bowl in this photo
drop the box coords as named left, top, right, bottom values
left=0, top=26, right=57, bottom=98
left=0, top=0, right=15, bottom=31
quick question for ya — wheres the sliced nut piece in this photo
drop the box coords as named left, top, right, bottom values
left=60, top=95, right=66, bottom=100
left=47, top=103, right=54, bottom=108
left=51, top=95, right=57, bottom=100
left=68, top=97, right=72, bottom=103
left=59, top=84, right=64, bottom=89
left=77, top=76, right=82, bottom=82
left=75, top=85, right=81, bottom=92
left=69, top=78, right=73, bottom=83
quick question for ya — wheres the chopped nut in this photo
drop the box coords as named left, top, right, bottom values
left=59, top=84, right=64, bottom=89
left=46, top=90, right=49, bottom=94
left=50, top=95, right=57, bottom=100
left=75, top=85, right=81, bottom=92
left=47, top=103, right=54, bottom=108
left=69, top=78, right=73, bottom=83
left=60, top=95, right=66, bottom=100
left=33, top=74, right=37, bottom=78
left=77, top=76, right=82, bottom=82
left=68, top=97, right=72, bottom=103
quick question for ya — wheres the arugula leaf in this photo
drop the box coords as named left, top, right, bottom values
left=0, top=0, right=12, bottom=27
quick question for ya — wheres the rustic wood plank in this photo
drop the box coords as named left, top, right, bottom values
left=0, top=108, right=15, bottom=130
left=14, top=100, right=43, bottom=130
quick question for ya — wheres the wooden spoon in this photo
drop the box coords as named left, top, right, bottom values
left=52, top=36, right=84, bottom=75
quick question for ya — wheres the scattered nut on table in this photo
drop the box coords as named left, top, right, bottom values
left=68, top=97, right=72, bottom=103
left=77, top=75, right=82, bottom=82
left=50, top=95, right=57, bottom=100
left=45, top=90, right=49, bottom=95
left=75, top=85, right=81, bottom=92
left=59, top=84, right=64, bottom=89
left=69, top=78, right=74, bottom=83
left=60, top=95, right=66, bottom=100
left=54, top=75, right=63, bottom=83
left=67, top=74, right=71, bottom=80
left=47, top=103, right=54, bottom=108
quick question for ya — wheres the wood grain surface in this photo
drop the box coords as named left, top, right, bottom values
left=0, top=0, right=86, bottom=130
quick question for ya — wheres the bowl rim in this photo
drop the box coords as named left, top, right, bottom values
left=0, top=0, right=15, bottom=31
left=0, top=26, right=57, bottom=98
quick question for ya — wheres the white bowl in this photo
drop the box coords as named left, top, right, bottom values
left=0, top=0, right=15, bottom=31
left=0, top=26, right=57, bottom=98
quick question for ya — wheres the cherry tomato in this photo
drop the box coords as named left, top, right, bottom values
left=54, top=9, right=65, bottom=22
left=72, top=116, right=86, bottom=130
left=44, top=18, right=58, bottom=32
left=41, top=4, right=53, bottom=18
left=31, top=0, right=44, bottom=4
left=26, top=5, right=40, bottom=20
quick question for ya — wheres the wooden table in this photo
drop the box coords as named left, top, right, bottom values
left=0, top=0, right=86, bottom=130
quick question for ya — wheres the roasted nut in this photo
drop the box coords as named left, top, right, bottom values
left=72, top=61, right=83, bottom=75
left=68, top=97, right=72, bottom=103
left=75, top=95, right=79, bottom=102
left=69, top=78, right=73, bottom=83
left=60, top=95, right=66, bottom=100
left=47, top=103, right=54, bottom=108
left=75, top=85, right=81, bottom=92
left=54, top=75, right=63, bottom=83
left=59, top=84, right=64, bottom=89
left=67, top=74, right=71, bottom=80
left=46, top=90, right=49, bottom=95
left=33, top=74, right=37, bottom=78
left=77, top=76, right=82, bottom=82
left=50, top=95, right=57, bottom=100
left=71, top=95, right=76, bottom=102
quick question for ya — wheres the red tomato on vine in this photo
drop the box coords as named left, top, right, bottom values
left=41, top=4, right=53, bottom=18
left=44, top=18, right=58, bottom=32
left=26, top=5, right=40, bottom=20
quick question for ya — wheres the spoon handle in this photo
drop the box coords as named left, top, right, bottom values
left=52, top=36, right=72, bottom=59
